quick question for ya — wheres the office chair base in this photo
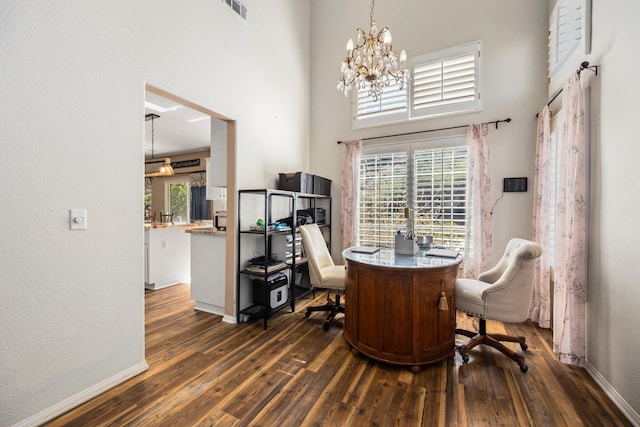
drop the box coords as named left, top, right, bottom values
left=305, top=290, right=344, bottom=331
left=456, top=318, right=529, bottom=372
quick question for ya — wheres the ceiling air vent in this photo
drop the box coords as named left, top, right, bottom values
left=223, top=0, right=247, bottom=20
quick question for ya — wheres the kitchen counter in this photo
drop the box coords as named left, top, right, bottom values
left=144, top=222, right=213, bottom=230
left=185, top=226, right=226, bottom=236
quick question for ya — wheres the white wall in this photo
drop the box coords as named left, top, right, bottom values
left=310, top=0, right=548, bottom=261
left=584, top=0, right=640, bottom=419
left=0, top=0, right=310, bottom=425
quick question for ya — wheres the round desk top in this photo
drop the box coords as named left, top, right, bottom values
left=342, top=247, right=462, bottom=270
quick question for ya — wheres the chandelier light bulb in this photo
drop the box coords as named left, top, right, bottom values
left=383, top=30, right=391, bottom=46
left=346, top=39, right=354, bottom=56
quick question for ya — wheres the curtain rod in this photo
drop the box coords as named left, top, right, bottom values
left=537, top=61, right=599, bottom=117
left=337, top=118, right=512, bottom=144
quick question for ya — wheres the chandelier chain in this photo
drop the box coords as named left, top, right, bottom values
left=370, top=0, right=375, bottom=27
left=151, top=116, right=155, bottom=159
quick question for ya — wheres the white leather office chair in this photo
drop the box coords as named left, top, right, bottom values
left=456, top=238, right=543, bottom=372
left=299, top=224, right=345, bottom=331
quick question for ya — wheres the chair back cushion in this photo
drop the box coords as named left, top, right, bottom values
left=482, top=238, right=543, bottom=323
left=299, top=224, right=336, bottom=287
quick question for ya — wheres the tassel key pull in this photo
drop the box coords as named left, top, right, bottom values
left=438, top=278, right=449, bottom=311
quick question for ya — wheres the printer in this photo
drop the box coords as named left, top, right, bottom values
left=253, top=272, right=288, bottom=309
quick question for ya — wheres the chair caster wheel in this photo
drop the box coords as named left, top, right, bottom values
left=322, top=322, right=330, bottom=331
left=520, top=364, right=528, bottom=372
left=461, top=353, right=469, bottom=363
left=520, top=342, right=528, bottom=351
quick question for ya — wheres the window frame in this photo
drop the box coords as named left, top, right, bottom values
left=409, top=41, right=481, bottom=120
left=164, top=177, right=191, bottom=224
left=548, top=0, right=591, bottom=96
left=352, top=41, right=481, bottom=129
left=357, top=135, right=469, bottom=251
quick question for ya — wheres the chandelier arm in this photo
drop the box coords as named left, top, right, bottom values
left=376, top=27, right=390, bottom=43
left=342, top=73, right=358, bottom=87
left=387, top=70, right=401, bottom=79
left=355, top=28, right=367, bottom=49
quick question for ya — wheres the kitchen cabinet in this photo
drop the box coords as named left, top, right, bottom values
left=206, top=118, right=228, bottom=200
left=188, top=228, right=226, bottom=317
left=144, top=226, right=191, bottom=290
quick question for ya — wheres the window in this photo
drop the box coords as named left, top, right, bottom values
left=144, top=187, right=152, bottom=220
left=165, top=179, right=190, bottom=224
left=359, top=150, right=408, bottom=248
left=544, top=111, right=564, bottom=267
left=548, top=0, right=591, bottom=95
left=354, top=81, right=408, bottom=126
left=358, top=136, right=468, bottom=251
left=353, top=41, right=481, bottom=129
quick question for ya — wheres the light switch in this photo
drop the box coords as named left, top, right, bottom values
left=69, top=209, right=87, bottom=230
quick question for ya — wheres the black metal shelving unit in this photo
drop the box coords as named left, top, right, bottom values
left=237, top=189, right=331, bottom=329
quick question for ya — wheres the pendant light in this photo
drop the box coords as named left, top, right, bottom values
left=145, top=113, right=174, bottom=177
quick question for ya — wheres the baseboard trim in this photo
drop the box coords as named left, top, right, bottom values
left=585, top=360, right=640, bottom=426
left=194, top=301, right=225, bottom=317
left=14, top=361, right=149, bottom=427
left=223, top=314, right=237, bottom=324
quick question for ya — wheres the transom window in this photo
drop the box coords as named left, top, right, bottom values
left=353, top=41, right=481, bottom=129
left=358, top=136, right=469, bottom=251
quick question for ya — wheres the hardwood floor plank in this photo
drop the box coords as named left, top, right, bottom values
left=193, top=408, right=240, bottom=426
left=392, top=380, right=426, bottom=426
left=44, top=283, right=634, bottom=427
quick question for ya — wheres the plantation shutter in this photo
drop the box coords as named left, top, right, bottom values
left=549, top=0, right=583, bottom=77
left=353, top=82, right=408, bottom=128
left=358, top=151, right=408, bottom=247
left=413, top=146, right=468, bottom=251
left=413, top=54, right=476, bottom=108
left=410, top=42, right=480, bottom=119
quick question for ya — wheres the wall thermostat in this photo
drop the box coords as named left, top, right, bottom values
left=503, top=177, right=528, bottom=192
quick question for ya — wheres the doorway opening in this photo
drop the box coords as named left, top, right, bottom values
left=143, top=84, right=237, bottom=338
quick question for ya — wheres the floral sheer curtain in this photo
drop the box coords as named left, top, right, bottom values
left=531, top=74, right=587, bottom=366
left=341, top=140, right=361, bottom=249
left=463, top=124, right=492, bottom=278
left=553, top=74, right=587, bottom=366
left=530, top=105, right=553, bottom=329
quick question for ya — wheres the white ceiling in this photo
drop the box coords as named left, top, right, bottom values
left=144, top=92, right=211, bottom=159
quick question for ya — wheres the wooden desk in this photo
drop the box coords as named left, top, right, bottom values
left=342, top=248, right=462, bottom=371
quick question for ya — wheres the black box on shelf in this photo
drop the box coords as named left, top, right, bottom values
left=297, top=208, right=326, bottom=224
left=278, top=172, right=313, bottom=194
left=313, top=175, right=331, bottom=196
left=253, top=273, right=289, bottom=309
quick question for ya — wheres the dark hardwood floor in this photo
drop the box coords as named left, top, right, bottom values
left=46, top=283, right=632, bottom=426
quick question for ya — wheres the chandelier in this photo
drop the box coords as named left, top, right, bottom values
left=337, top=0, right=410, bottom=101
left=145, top=113, right=174, bottom=177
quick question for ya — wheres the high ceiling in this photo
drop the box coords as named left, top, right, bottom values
left=144, top=92, right=211, bottom=159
